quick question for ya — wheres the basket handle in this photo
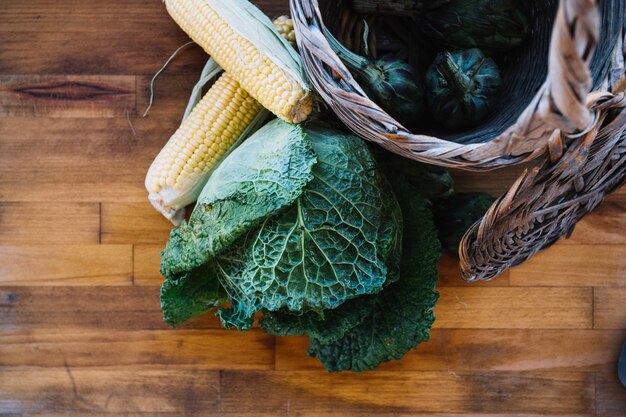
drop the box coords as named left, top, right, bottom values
left=543, top=0, right=600, bottom=134
left=459, top=89, right=626, bottom=282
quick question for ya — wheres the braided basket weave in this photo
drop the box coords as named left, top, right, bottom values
left=291, top=0, right=626, bottom=280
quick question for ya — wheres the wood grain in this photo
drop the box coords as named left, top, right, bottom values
left=0, top=245, right=132, bottom=285
left=134, top=244, right=164, bottom=285
left=295, top=413, right=593, bottom=417
left=0, top=329, right=274, bottom=369
left=0, top=367, right=220, bottom=414
left=0, top=286, right=220, bottom=332
left=275, top=329, right=626, bottom=372
left=594, top=287, right=626, bottom=329
left=0, top=75, right=136, bottom=117
left=0, top=28, right=206, bottom=76
left=596, top=372, right=626, bottom=416
left=221, top=370, right=594, bottom=414
left=438, top=253, right=510, bottom=286
left=101, top=203, right=173, bottom=245
left=0, top=0, right=287, bottom=76
left=434, top=287, right=592, bottom=329
left=509, top=244, right=626, bottom=286
left=565, top=201, right=626, bottom=245
left=0, top=118, right=162, bottom=203
left=0, top=202, right=100, bottom=244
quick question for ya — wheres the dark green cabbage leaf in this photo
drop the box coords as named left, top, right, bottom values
left=265, top=179, right=441, bottom=371
left=160, top=119, right=317, bottom=278
left=160, top=261, right=226, bottom=328
left=309, top=184, right=440, bottom=372
left=160, top=122, right=403, bottom=330
left=216, top=128, right=402, bottom=329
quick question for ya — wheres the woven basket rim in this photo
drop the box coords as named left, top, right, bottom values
left=291, top=0, right=613, bottom=170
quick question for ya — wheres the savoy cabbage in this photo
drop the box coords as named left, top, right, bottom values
left=264, top=180, right=440, bottom=371
left=159, top=119, right=441, bottom=372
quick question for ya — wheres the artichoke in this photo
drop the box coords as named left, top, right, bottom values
left=418, top=0, right=531, bottom=52
left=325, top=29, right=425, bottom=128
left=425, top=48, right=502, bottom=131
left=353, top=0, right=530, bottom=52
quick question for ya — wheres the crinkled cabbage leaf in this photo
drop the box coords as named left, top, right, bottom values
left=216, top=128, right=402, bottom=329
left=160, top=121, right=402, bottom=330
left=265, top=179, right=440, bottom=372
left=160, top=119, right=317, bottom=278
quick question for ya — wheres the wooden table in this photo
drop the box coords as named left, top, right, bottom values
left=1, top=1, right=625, bottom=415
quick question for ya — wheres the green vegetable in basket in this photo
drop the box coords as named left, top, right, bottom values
left=324, top=28, right=425, bottom=128
left=418, top=0, right=531, bottom=52
left=352, top=0, right=530, bottom=52
left=434, top=192, right=496, bottom=257
left=425, top=49, right=502, bottom=131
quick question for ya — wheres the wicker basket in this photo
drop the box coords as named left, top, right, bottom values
left=461, top=89, right=626, bottom=281
left=291, top=0, right=626, bottom=280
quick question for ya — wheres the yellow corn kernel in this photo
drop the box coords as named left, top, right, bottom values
left=273, top=16, right=297, bottom=48
left=164, top=0, right=313, bottom=123
left=145, top=72, right=264, bottom=224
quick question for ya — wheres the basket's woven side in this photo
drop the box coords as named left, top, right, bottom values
left=546, top=0, right=599, bottom=132
left=470, top=0, right=601, bottom=163
left=460, top=91, right=626, bottom=282
left=291, top=0, right=603, bottom=170
left=460, top=28, right=626, bottom=282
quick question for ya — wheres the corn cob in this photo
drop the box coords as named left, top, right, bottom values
left=273, top=16, right=297, bottom=48
left=146, top=15, right=298, bottom=225
left=146, top=71, right=267, bottom=225
left=164, top=0, right=313, bottom=123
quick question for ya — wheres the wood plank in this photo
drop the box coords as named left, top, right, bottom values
left=434, top=287, right=592, bottom=329
left=18, top=411, right=280, bottom=417
left=0, top=367, right=219, bottom=414
left=0, top=0, right=289, bottom=32
left=296, top=411, right=594, bottom=417
left=28, top=411, right=577, bottom=417
left=565, top=201, right=626, bottom=245
left=0, top=286, right=220, bottom=332
left=0, top=202, right=99, bottom=244
left=509, top=244, right=626, bottom=287
left=0, top=0, right=180, bottom=33
left=0, top=118, right=165, bottom=203
left=0, top=0, right=288, bottom=76
left=0, top=245, right=132, bottom=286
left=0, top=75, right=136, bottom=118
left=134, top=244, right=164, bottom=286
left=101, top=203, right=173, bottom=245
left=22, top=414, right=282, bottom=417
left=0, top=329, right=274, bottom=369
left=596, top=372, right=626, bottom=416
left=137, top=74, right=199, bottom=120
left=275, top=329, right=626, bottom=372
left=594, top=287, right=626, bottom=329
left=221, top=370, right=594, bottom=414
left=0, top=29, right=206, bottom=76
left=606, top=184, right=626, bottom=202
left=297, top=413, right=592, bottom=417
left=438, top=253, right=510, bottom=287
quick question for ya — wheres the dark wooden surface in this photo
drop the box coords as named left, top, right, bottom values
left=0, top=1, right=625, bottom=415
